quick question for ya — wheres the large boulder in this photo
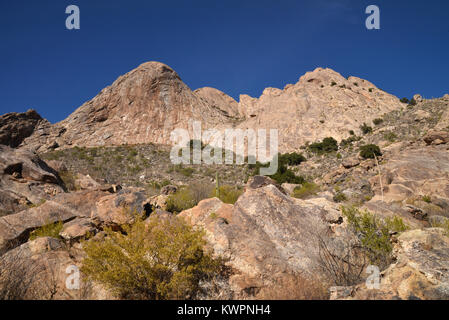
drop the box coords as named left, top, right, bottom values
left=0, top=190, right=108, bottom=255
left=368, top=147, right=449, bottom=205
left=180, top=185, right=350, bottom=298
left=0, top=145, right=65, bottom=215
left=91, top=189, right=151, bottom=228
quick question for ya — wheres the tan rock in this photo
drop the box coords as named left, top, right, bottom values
left=180, top=185, right=352, bottom=298
left=423, top=130, right=449, bottom=145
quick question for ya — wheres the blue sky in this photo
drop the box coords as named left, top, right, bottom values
left=0, top=0, right=448, bottom=123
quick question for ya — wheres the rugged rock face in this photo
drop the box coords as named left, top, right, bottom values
left=194, top=87, right=240, bottom=118
left=235, top=67, right=403, bottom=151
left=0, top=145, right=65, bottom=215
left=23, top=62, right=235, bottom=152
left=17, top=62, right=404, bottom=153
left=331, top=228, right=449, bottom=300
left=0, top=109, right=48, bottom=148
left=179, top=179, right=349, bottom=298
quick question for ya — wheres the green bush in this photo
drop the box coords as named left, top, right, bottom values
left=248, top=154, right=305, bottom=184
left=81, top=215, right=222, bottom=300
left=212, top=185, right=243, bottom=204
left=340, top=135, right=361, bottom=148
left=292, top=182, right=320, bottom=199
left=373, top=118, right=384, bottom=125
left=359, top=144, right=382, bottom=159
left=422, top=195, right=431, bottom=203
left=400, top=97, right=409, bottom=104
left=279, top=152, right=306, bottom=166
left=29, top=221, right=63, bottom=241
left=349, top=130, right=355, bottom=135
left=166, top=187, right=197, bottom=213
left=309, top=137, right=338, bottom=154
left=360, top=123, right=373, bottom=135
left=342, top=206, right=408, bottom=268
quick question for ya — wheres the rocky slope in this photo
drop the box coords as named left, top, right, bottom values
left=9, top=62, right=403, bottom=153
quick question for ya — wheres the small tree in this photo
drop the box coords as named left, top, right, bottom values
left=359, top=144, right=382, bottom=159
left=360, top=123, right=373, bottom=135
left=81, top=215, right=222, bottom=300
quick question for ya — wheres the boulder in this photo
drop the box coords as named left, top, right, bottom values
left=91, top=189, right=151, bottom=228
left=281, top=183, right=300, bottom=195
left=74, top=174, right=100, bottom=190
left=423, top=131, right=449, bottom=145
left=59, top=218, right=97, bottom=241
left=180, top=185, right=350, bottom=298
left=413, top=94, right=423, bottom=103
left=0, top=145, right=65, bottom=215
left=245, top=175, right=285, bottom=193
left=342, top=158, right=360, bottom=169
left=0, top=190, right=108, bottom=255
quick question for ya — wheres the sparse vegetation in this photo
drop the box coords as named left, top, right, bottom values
left=360, top=123, right=373, bottom=135
left=29, top=221, right=64, bottom=241
left=292, top=182, right=320, bottom=199
left=342, top=206, right=408, bottom=268
left=333, top=192, right=347, bottom=203
left=309, top=137, right=338, bottom=155
left=81, top=215, right=223, bottom=300
left=373, top=118, right=384, bottom=125
left=212, top=185, right=243, bottom=204
left=359, top=144, right=382, bottom=159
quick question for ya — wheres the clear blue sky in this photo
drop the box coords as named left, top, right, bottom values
left=1, top=0, right=448, bottom=123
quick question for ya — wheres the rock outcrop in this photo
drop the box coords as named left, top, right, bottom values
left=179, top=179, right=350, bottom=298
left=0, top=109, right=48, bottom=148
left=17, top=63, right=404, bottom=154
left=0, top=145, right=65, bottom=215
left=23, top=62, right=235, bottom=152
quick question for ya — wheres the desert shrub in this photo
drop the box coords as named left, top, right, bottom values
left=429, top=218, right=449, bottom=237
left=373, top=118, right=384, bottom=125
left=342, top=206, right=408, bottom=268
left=248, top=155, right=305, bottom=184
left=279, top=152, right=306, bottom=166
left=59, top=170, right=78, bottom=191
left=400, top=97, right=410, bottom=104
left=383, top=131, right=397, bottom=142
left=174, top=165, right=195, bottom=177
left=409, top=98, right=417, bottom=106
left=81, top=215, right=222, bottom=300
left=308, top=137, right=338, bottom=155
left=360, top=123, right=373, bottom=135
left=349, top=130, right=355, bottom=135
left=359, top=144, right=382, bottom=159
left=292, top=182, right=320, bottom=199
left=340, top=135, right=361, bottom=148
left=422, top=195, right=432, bottom=203
left=166, top=183, right=213, bottom=213
left=333, top=192, right=347, bottom=203
left=29, top=221, right=64, bottom=241
left=213, top=185, right=243, bottom=204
